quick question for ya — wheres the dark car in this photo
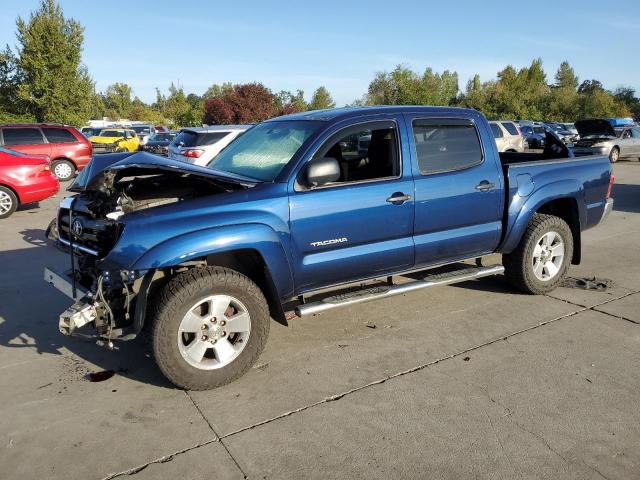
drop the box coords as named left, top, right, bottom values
left=520, top=125, right=546, bottom=148
left=0, top=123, right=93, bottom=181
left=543, top=123, right=578, bottom=145
left=143, top=132, right=177, bottom=156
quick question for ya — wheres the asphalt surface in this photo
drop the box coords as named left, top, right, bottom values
left=0, top=162, right=638, bottom=480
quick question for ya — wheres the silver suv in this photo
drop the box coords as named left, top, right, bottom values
left=489, top=121, right=525, bottom=152
left=168, top=125, right=249, bottom=166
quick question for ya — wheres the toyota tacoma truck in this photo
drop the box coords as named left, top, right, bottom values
left=44, top=106, right=614, bottom=390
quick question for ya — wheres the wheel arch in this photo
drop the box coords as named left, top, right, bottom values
left=128, top=224, right=295, bottom=324
left=501, top=180, right=584, bottom=264
left=51, top=156, right=78, bottom=168
left=0, top=183, right=21, bottom=204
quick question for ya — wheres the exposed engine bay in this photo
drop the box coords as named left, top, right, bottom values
left=48, top=154, right=253, bottom=343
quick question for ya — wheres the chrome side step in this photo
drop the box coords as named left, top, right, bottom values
left=295, top=264, right=504, bottom=317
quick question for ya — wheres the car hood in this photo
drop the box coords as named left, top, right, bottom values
left=575, top=119, right=616, bottom=138
left=90, top=136, right=124, bottom=144
left=68, top=151, right=259, bottom=192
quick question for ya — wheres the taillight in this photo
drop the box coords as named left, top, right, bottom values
left=182, top=149, right=204, bottom=158
left=606, top=174, right=614, bottom=199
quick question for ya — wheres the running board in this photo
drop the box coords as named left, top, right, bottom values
left=294, top=264, right=504, bottom=317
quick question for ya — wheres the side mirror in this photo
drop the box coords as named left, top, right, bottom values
left=307, top=157, right=340, bottom=187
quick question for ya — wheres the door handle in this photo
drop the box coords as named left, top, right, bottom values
left=386, top=193, right=412, bottom=204
left=475, top=181, right=495, bottom=192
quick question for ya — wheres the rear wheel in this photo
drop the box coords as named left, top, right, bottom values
left=151, top=266, right=270, bottom=390
left=0, top=186, right=18, bottom=219
left=51, top=159, right=75, bottom=181
left=503, top=213, right=573, bottom=294
left=609, top=147, right=619, bottom=163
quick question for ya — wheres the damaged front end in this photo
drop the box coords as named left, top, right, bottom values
left=45, top=152, right=256, bottom=345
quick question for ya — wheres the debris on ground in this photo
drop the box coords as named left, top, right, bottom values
left=562, top=276, right=613, bottom=291
left=463, top=356, right=470, bottom=362
left=365, top=323, right=377, bottom=329
left=254, top=362, right=269, bottom=371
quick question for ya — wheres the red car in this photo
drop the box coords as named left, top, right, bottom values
left=0, top=124, right=92, bottom=182
left=0, top=147, right=59, bottom=219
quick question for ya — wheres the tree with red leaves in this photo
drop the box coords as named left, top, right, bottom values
left=203, top=82, right=277, bottom=125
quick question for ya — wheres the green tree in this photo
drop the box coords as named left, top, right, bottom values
left=13, top=0, right=94, bottom=125
left=547, top=61, right=579, bottom=121
left=308, top=86, right=335, bottom=110
left=555, top=61, right=579, bottom=90
left=103, top=82, right=133, bottom=119
left=202, top=82, right=234, bottom=100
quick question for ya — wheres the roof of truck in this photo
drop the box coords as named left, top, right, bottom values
left=274, top=106, right=481, bottom=122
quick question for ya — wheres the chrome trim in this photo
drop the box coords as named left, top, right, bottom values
left=295, top=264, right=504, bottom=317
left=601, top=198, right=614, bottom=222
left=58, top=237, right=99, bottom=256
left=44, top=267, right=89, bottom=301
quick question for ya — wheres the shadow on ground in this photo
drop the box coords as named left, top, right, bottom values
left=0, top=228, right=172, bottom=389
left=612, top=183, right=640, bottom=214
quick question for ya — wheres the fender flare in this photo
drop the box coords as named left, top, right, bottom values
left=500, top=179, right=585, bottom=254
left=131, top=223, right=295, bottom=299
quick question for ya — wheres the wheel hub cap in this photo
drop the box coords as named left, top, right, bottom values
left=54, top=163, right=72, bottom=179
left=532, top=231, right=565, bottom=282
left=177, top=294, right=251, bottom=370
left=0, top=191, right=12, bottom=214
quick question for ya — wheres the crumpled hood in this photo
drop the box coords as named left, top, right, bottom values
left=90, top=135, right=124, bottom=144
left=575, top=119, right=616, bottom=138
left=69, top=151, right=259, bottom=192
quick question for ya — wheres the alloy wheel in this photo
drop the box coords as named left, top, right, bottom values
left=532, top=231, right=565, bottom=281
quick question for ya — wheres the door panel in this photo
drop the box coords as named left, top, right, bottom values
left=289, top=179, right=414, bottom=291
left=288, top=119, right=415, bottom=292
left=405, top=115, right=503, bottom=266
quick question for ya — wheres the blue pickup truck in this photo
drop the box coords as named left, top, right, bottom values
left=45, top=106, right=614, bottom=390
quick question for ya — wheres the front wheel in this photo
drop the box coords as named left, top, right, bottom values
left=503, top=213, right=573, bottom=295
left=151, top=266, right=270, bottom=390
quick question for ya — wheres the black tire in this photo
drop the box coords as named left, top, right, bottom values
left=503, top=213, right=573, bottom=295
left=116, top=147, right=127, bottom=153
left=609, top=147, right=619, bottom=163
left=51, top=159, right=75, bottom=181
left=0, top=186, right=18, bottom=219
left=151, top=266, right=270, bottom=390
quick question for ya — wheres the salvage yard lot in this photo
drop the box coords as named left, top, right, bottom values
left=1, top=164, right=639, bottom=479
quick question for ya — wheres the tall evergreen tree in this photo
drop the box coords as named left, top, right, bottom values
left=309, top=86, right=335, bottom=110
left=14, top=0, right=95, bottom=125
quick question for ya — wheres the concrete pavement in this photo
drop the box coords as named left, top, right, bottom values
left=0, top=162, right=638, bottom=479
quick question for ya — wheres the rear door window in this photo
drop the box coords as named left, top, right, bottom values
left=412, top=119, right=483, bottom=175
left=42, top=128, right=78, bottom=144
left=2, top=127, right=46, bottom=145
left=173, top=130, right=198, bottom=147
left=501, top=122, right=519, bottom=135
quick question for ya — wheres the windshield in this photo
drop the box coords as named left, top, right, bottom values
left=533, top=126, right=545, bottom=134
left=150, top=133, right=175, bottom=142
left=207, top=121, right=322, bottom=181
left=131, top=126, right=151, bottom=134
left=100, top=130, right=125, bottom=137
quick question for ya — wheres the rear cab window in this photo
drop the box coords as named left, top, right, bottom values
left=412, top=119, right=483, bottom=175
left=2, top=127, right=46, bottom=145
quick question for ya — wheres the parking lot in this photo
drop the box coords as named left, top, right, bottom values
left=0, top=162, right=637, bottom=479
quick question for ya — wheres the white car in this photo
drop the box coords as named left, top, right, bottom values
left=168, top=126, right=249, bottom=166
left=489, top=121, right=525, bottom=152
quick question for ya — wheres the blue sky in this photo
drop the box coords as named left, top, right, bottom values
left=0, top=0, right=638, bottom=106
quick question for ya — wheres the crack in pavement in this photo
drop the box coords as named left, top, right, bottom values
left=184, top=391, right=248, bottom=479
left=100, top=288, right=638, bottom=479
left=99, top=438, right=219, bottom=480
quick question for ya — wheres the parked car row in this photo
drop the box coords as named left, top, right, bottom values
left=572, top=119, right=640, bottom=163
left=168, top=125, right=249, bottom=166
left=0, top=123, right=92, bottom=181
